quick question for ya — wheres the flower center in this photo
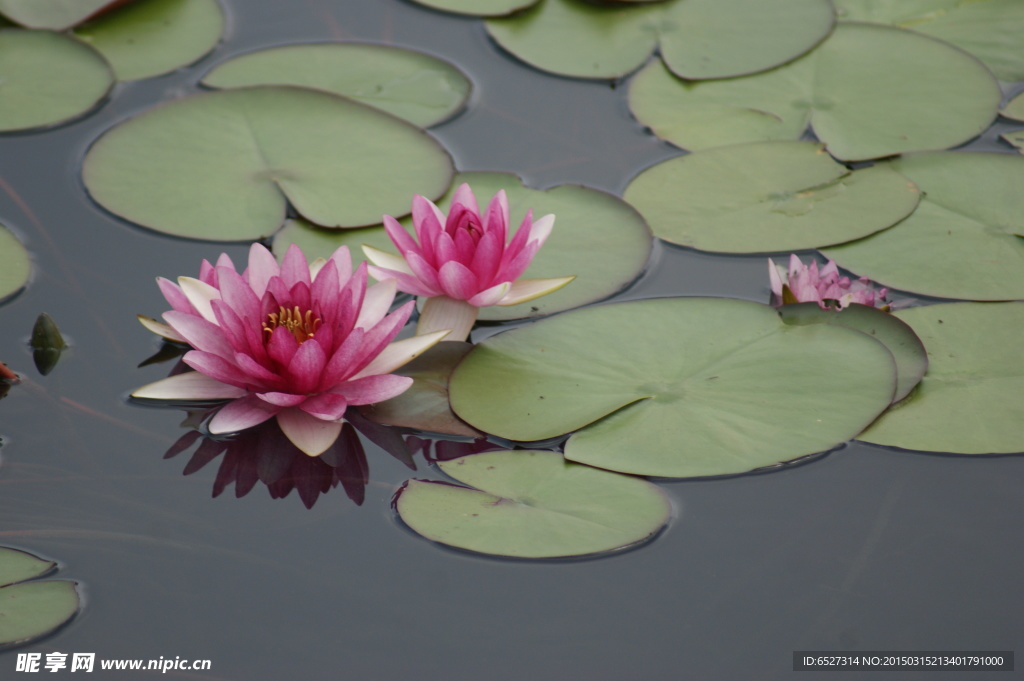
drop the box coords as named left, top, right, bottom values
left=263, top=306, right=322, bottom=344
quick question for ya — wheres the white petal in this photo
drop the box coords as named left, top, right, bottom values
left=276, top=408, right=343, bottom=457
left=352, top=330, right=450, bottom=379
left=415, top=296, right=477, bottom=342
left=177, top=276, right=220, bottom=323
left=362, top=245, right=415, bottom=277
left=497, top=276, right=575, bottom=306
left=131, top=372, right=245, bottom=400
left=137, top=314, right=186, bottom=343
left=355, top=278, right=397, bottom=330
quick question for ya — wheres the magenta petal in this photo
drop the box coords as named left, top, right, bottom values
left=482, top=189, right=509, bottom=239
left=322, top=326, right=366, bottom=384
left=280, top=243, right=312, bottom=289
left=299, top=392, right=349, bottom=420
left=182, top=351, right=250, bottom=388
left=383, top=215, right=422, bottom=258
left=163, top=311, right=235, bottom=358
left=310, top=254, right=339, bottom=310
left=438, top=260, right=481, bottom=300
left=234, top=352, right=281, bottom=385
left=267, top=325, right=299, bottom=368
left=216, top=267, right=262, bottom=323
left=276, top=408, right=343, bottom=457
left=256, top=391, right=308, bottom=407
left=404, top=251, right=443, bottom=293
left=333, top=374, right=413, bottom=406
left=366, top=267, right=439, bottom=298
left=450, top=183, right=479, bottom=215
left=209, top=395, right=279, bottom=434
left=286, top=338, right=327, bottom=394
left=157, top=278, right=192, bottom=314
left=324, top=245, right=353, bottom=286
left=470, top=229, right=502, bottom=286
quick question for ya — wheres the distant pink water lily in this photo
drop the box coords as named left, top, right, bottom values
left=363, top=183, right=575, bottom=341
left=132, top=243, right=447, bottom=457
left=769, top=254, right=888, bottom=310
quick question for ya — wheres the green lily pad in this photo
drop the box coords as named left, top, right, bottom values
left=824, top=152, right=1024, bottom=301
left=857, top=302, right=1024, bottom=454
left=274, top=172, right=653, bottom=321
left=0, top=0, right=123, bottom=29
left=486, top=0, right=834, bottom=80
left=450, top=298, right=897, bottom=478
left=0, top=29, right=114, bottom=132
left=778, top=303, right=927, bottom=403
left=0, top=547, right=80, bottom=648
left=202, top=43, right=470, bottom=128
left=408, top=0, right=536, bottom=17
left=623, top=141, right=920, bottom=253
left=395, top=450, right=672, bottom=558
left=358, top=342, right=482, bottom=437
left=835, top=0, right=1024, bottom=81
left=1002, top=91, right=1024, bottom=122
left=0, top=224, right=30, bottom=302
left=1002, top=130, right=1024, bottom=153
left=73, top=0, right=224, bottom=81
left=82, top=86, right=454, bottom=241
left=628, top=22, right=1001, bottom=161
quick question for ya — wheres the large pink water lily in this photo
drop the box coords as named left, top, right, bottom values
left=769, top=254, right=888, bottom=310
left=363, top=183, right=575, bottom=341
left=132, top=243, right=447, bottom=457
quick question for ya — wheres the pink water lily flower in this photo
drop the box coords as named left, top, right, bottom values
left=769, top=254, right=888, bottom=310
left=132, top=243, right=447, bottom=457
left=362, top=183, right=575, bottom=341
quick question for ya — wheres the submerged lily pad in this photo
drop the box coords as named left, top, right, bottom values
left=824, top=152, right=1024, bottom=301
left=0, top=29, right=114, bottom=132
left=450, top=298, right=897, bottom=478
left=274, top=172, right=652, bottom=321
left=0, top=0, right=123, bottom=29
left=1002, top=130, right=1024, bottom=153
left=623, top=141, right=920, bottom=253
left=835, top=0, right=1024, bottom=81
left=486, top=0, right=834, bottom=80
left=0, top=547, right=79, bottom=648
left=73, top=0, right=224, bottom=81
left=778, top=303, right=927, bottom=403
left=629, top=22, right=1000, bottom=160
left=358, top=342, right=482, bottom=437
left=202, top=43, right=470, bottom=128
left=857, top=302, right=1024, bottom=454
left=0, top=224, right=30, bottom=302
left=396, top=450, right=671, bottom=558
left=83, top=86, right=454, bottom=241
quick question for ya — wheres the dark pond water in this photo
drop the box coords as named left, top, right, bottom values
left=0, top=1, right=1021, bottom=679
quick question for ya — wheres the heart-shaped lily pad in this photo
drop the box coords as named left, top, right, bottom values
left=0, top=547, right=80, bottom=648
left=0, top=29, right=113, bottom=132
left=624, top=141, right=920, bottom=253
left=0, top=0, right=124, bottom=29
left=274, top=172, right=653, bottom=321
left=1002, top=92, right=1024, bottom=123
left=202, top=43, right=470, bottom=128
left=73, top=0, right=224, bottom=81
left=0, top=224, right=30, bottom=302
left=824, top=152, right=1024, bottom=301
left=835, top=0, right=1024, bottom=81
left=486, top=0, right=835, bottom=80
left=857, top=302, right=1024, bottom=454
left=395, top=450, right=672, bottom=558
left=450, top=298, right=897, bottom=478
left=82, top=86, right=454, bottom=241
left=628, top=22, right=1001, bottom=161
left=778, top=303, right=927, bottom=403
left=358, top=342, right=482, bottom=437
left=408, top=0, right=535, bottom=16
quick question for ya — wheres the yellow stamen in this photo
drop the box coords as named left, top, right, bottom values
left=262, top=306, right=322, bottom=344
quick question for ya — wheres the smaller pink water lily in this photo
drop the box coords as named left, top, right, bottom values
left=132, top=243, right=447, bottom=457
left=363, top=183, right=575, bottom=341
left=769, top=254, right=888, bottom=310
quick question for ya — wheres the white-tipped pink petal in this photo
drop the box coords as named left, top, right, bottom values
left=276, top=408, right=344, bottom=457
left=526, top=213, right=555, bottom=246
left=177, top=277, right=220, bottom=323
left=363, top=245, right=416, bottom=277
left=209, top=395, right=280, bottom=434
left=137, top=314, right=186, bottom=342
left=332, top=373, right=413, bottom=405
left=467, top=281, right=511, bottom=308
left=497, top=276, right=576, bottom=306
left=132, top=372, right=246, bottom=400
left=450, top=183, right=479, bottom=214
left=245, top=243, right=280, bottom=297
left=352, top=330, right=450, bottom=379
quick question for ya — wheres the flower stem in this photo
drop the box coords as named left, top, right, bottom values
left=417, top=296, right=478, bottom=342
